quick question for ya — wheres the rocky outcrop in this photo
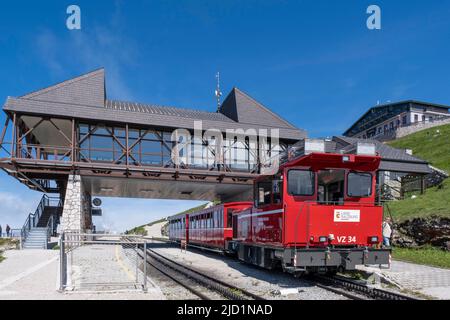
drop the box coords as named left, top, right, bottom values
left=392, top=216, right=450, bottom=250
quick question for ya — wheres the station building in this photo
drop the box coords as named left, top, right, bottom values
left=343, top=100, right=450, bottom=141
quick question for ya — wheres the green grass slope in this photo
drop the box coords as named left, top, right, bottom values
left=387, top=123, right=450, bottom=221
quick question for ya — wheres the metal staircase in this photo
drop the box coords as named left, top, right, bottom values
left=21, top=195, right=63, bottom=250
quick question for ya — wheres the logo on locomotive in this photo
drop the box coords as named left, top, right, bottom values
left=334, top=209, right=360, bottom=222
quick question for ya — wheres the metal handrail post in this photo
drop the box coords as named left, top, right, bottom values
left=135, top=243, right=138, bottom=283
left=143, top=242, right=147, bottom=292
left=59, top=233, right=65, bottom=291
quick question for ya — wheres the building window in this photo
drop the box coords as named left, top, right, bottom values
left=402, top=116, right=407, bottom=125
left=422, top=115, right=425, bottom=122
left=414, top=114, right=418, bottom=122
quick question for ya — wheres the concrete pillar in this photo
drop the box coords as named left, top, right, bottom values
left=61, top=175, right=92, bottom=234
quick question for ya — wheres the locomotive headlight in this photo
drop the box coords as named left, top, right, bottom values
left=328, top=234, right=335, bottom=241
left=370, top=236, right=379, bottom=243
left=319, top=236, right=328, bottom=243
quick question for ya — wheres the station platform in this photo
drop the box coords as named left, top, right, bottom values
left=0, top=249, right=164, bottom=300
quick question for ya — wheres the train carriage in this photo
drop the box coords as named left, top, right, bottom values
left=168, top=213, right=189, bottom=243
left=168, top=202, right=252, bottom=250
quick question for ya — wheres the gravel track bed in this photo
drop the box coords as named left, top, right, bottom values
left=149, top=242, right=348, bottom=300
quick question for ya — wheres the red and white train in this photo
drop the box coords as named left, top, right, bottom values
left=169, top=141, right=390, bottom=274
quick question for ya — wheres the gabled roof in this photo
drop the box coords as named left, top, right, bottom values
left=333, top=136, right=432, bottom=174
left=3, top=69, right=306, bottom=141
left=105, top=100, right=234, bottom=123
left=220, top=87, right=298, bottom=130
left=21, top=68, right=105, bottom=107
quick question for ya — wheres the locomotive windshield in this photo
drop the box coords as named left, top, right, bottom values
left=347, top=172, right=372, bottom=197
left=317, top=169, right=345, bottom=204
left=287, top=170, right=315, bottom=196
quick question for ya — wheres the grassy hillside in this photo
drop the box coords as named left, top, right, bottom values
left=387, top=123, right=450, bottom=221
left=172, top=201, right=218, bottom=217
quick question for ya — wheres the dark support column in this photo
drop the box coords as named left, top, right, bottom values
left=126, top=124, right=129, bottom=168
left=71, top=119, right=75, bottom=164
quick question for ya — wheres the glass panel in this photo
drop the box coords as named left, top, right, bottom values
left=91, top=135, right=113, bottom=150
left=348, top=173, right=372, bottom=197
left=129, top=129, right=140, bottom=139
left=141, top=154, right=162, bottom=165
left=94, top=127, right=110, bottom=136
left=163, top=132, right=173, bottom=142
left=79, top=124, right=89, bottom=135
left=141, top=140, right=161, bottom=154
left=90, top=150, right=114, bottom=162
left=287, top=170, right=315, bottom=196
left=114, top=127, right=126, bottom=138
left=317, top=169, right=345, bottom=204
left=143, top=131, right=160, bottom=140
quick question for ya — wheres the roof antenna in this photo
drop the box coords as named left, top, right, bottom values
left=215, top=72, right=222, bottom=112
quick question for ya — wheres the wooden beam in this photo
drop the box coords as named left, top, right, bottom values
left=0, top=117, right=10, bottom=146
left=18, top=118, right=44, bottom=143
left=11, top=113, right=16, bottom=158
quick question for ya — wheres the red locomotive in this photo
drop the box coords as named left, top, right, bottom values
left=169, top=140, right=390, bottom=274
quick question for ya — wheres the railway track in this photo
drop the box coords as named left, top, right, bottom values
left=149, top=237, right=419, bottom=301
left=312, top=274, right=419, bottom=301
left=127, top=239, right=264, bottom=300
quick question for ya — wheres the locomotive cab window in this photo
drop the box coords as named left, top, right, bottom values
left=287, top=170, right=315, bottom=196
left=255, top=180, right=272, bottom=206
left=347, top=172, right=372, bottom=197
left=317, top=169, right=345, bottom=204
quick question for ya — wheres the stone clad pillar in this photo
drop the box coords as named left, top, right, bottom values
left=61, top=175, right=92, bottom=234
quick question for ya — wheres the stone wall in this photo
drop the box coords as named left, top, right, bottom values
left=395, top=117, right=450, bottom=139
left=393, top=216, right=450, bottom=250
left=60, top=175, right=92, bottom=233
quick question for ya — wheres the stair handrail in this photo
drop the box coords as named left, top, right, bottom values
left=20, top=194, right=50, bottom=242
left=46, top=214, right=55, bottom=241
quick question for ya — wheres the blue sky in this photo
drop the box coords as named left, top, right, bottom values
left=1, top=0, right=449, bottom=231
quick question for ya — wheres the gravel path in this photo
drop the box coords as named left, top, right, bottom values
left=149, top=242, right=348, bottom=300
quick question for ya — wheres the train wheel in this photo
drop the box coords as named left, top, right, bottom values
left=326, top=268, right=338, bottom=276
left=293, top=271, right=305, bottom=278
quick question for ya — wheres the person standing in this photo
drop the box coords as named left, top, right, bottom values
left=6, top=224, right=10, bottom=238
left=382, top=217, right=392, bottom=247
